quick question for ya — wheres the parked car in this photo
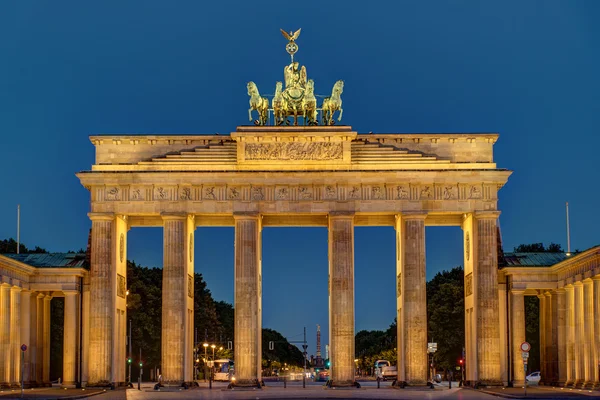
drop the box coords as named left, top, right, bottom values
left=433, top=373, right=442, bottom=383
left=525, top=371, right=541, bottom=385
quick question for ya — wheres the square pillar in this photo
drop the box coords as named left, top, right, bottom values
left=81, top=277, right=90, bottom=386
left=510, top=289, right=525, bottom=386
left=557, top=288, right=567, bottom=386
left=62, top=291, right=79, bottom=387
left=583, top=279, right=594, bottom=388
left=328, top=212, right=355, bottom=386
left=565, top=285, right=575, bottom=386
left=538, top=293, right=546, bottom=383
left=396, top=213, right=427, bottom=386
left=161, top=213, right=195, bottom=385
left=233, top=213, right=261, bottom=386
left=10, top=285, right=22, bottom=386
left=87, top=212, right=127, bottom=386
left=574, top=282, right=584, bottom=386
left=0, top=283, right=11, bottom=387
left=20, top=289, right=31, bottom=386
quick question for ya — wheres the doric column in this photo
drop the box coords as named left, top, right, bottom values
left=510, top=289, right=525, bottom=386
left=35, top=294, right=44, bottom=385
left=10, top=285, right=22, bottom=386
left=233, top=213, right=261, bottom=386
left=0, top=283, right=11, bottom=386
left=583, top=279, right=594, bottom=387
left=161, top=213, right=194, bottom=384
left=538, top=293, right=547, bottom=384
left=328, top=213, right=355, bottom=386
left=20, top=289, right=31, bottom=385
left=556, top=288, right=567, bottom=386
left=87, top=213, right=114, bottom=385
left=81, top=277, right=90, bottom=386
left=474, top=212, right=502, bottom=384
left=565, top=285, right=575, bottom=386
left=62, top=291, right=79, bottom=387
left=574, top=282, right=584, bottom=386
left=42, top=295, right=51, bottom=385
left=396, top=213, right=427, bottom=385
left=593, top=277, right=600, bottom=386
left=545, top=291, right=558, bottom=385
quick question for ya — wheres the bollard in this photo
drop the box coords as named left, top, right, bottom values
left=449, top=378, right=451, bottom=389
left=303, top=374, right=305, bottom=388
left=377, top=377, right=380, bottom=388
left=209, top=373, right=212, bottom=389
left=284, top=376, right=287, bottom=388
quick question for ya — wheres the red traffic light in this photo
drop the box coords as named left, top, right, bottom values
left=459, top=359, right=463, bottom=364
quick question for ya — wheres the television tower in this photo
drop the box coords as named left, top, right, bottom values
left=315, top=324, right=323, bottom=367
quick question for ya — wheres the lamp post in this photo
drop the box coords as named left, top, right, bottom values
left=203, top=343, right=208, bottom=382
left=211, top=344, right=216, bottom=382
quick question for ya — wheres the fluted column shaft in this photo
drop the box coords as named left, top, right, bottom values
left=20, top=290, right=31, bottom=385
left=538, top=294, right=546, bottom=383
left=42, top=295, right=51, bottom=384
left=0, top=283, right=11, bottom=386
left=161, top=214, right=194, bottom=384
left=35, top=294, right=44, bottom=385
left=474, top=213, right=501, bottom=384
left=557, top=288, right=567, bottom=386
left=565, top=285, right=575, bottom=386
left=234, top=214, right=261, bottom=385
left=397, top=214, right=427, bottom=385
left=583, top=280, right=594, bottom=387
left=510, top=290, right=525, bottom=386
left=328, top=213, right=355, bottom=385
left=10, top=286, right=22, bottom=386
left=63, top=291, right=78, bottom=386
left=545, top=291, right=558, bottom=385
left=574, top=282, right=584, bottom=386
left=88, top=214, right=114, bottom=385
left=593, top=278, right=600, bottom=385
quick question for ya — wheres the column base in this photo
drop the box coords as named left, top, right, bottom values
left=574, top=380, right=585, bottom=388
left=583, top=382, right=595, bottom=389
left=227, top=379, right=262, bottom=389
left=392, top=380, right=435, bottom=389
left=512, top=380, right=525, bottom=387
left=61, top=383, right=77, bottom=389
left=324, top=380, right=361, bottom=388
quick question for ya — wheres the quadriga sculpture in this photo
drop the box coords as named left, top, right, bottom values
left=247, top=82, right=269, bottom=126
left=321, top=80, right=344, bottom=126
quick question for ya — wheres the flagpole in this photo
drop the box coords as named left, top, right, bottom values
left=17, top=204, right=20, bottom=254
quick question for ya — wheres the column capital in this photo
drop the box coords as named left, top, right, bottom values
left=510, top=289, right=526, bottom=295
left=1, top=282, right=12, bottom=288
left=161, top=212, right=187, bottom=221
left=63, top=290, right=79, bottom=296
left=474, top=211, right=501, bottom=219
left=43, top=294, right=53, bottom=301
left=10, top=285, right=22, bottom=292
left=401, top=212, right=427, bottom=221
left=564, top=284, right=574, bottom=291
left=573, top=281, right=583, bottom=287
left=328, top=211, right=355, bottom=220
left=233, top=212, right=260, bottom=220
left=88, top=212, right=114, bottom=221
left=592, top=274, right=600, bottom=281
left=556, top=287, right=566, bottom=294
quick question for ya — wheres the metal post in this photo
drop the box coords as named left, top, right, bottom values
left=284, top=376, right=286, bottom=388
left=303, top=327, right=307, bottom=389
left=524, top=364, right=527, bottom=396
left=17, top=205, right=20, bottom=254
left=138, top=348, right=142, bottom=390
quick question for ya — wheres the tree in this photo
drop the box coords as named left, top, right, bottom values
left=513, top=243, right=563, bottom=253
left=262, top=328, right=304, bottom=369
left=426, top=266, right=464, bottom=371
left=0, top=238, right=47, bottom=254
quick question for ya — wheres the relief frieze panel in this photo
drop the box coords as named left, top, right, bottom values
left=154, top=186, right=176, bottom=201
left=245, top=142, right=343, bottom=161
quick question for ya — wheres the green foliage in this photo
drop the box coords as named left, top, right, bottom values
left=524, top=296, right=540, bottom=373
left=50, top=298, right=64, bottom=381
left=513, top=242, right=563, bottom=253
left=262, top=328, right=305, bottom=368
left=427, top=266, right=465, bottom=371
left=0, top=238, right=47, bottom=254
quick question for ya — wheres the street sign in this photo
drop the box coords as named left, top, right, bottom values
left=20, top=344, right=27, bottom=352
left=521, top=352, right=529, bottom=359
left=427, top=343, right=437, bottom=353
left=520, top=342, right=531, bottom=352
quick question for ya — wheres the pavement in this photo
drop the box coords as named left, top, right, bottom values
left=2, top=381, right=599, bottom=399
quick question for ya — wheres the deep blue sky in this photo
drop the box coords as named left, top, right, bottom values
left=1, top=1, right=599, bottom=355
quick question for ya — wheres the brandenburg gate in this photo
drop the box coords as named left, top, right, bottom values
left=73, top=30, right=511, bottom=388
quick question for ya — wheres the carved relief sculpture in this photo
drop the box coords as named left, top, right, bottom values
left=465, top=273, right=473, bottom=297
left=325, top=185, right=336, bottom=199
left=252, top=187, right=265, bottom=201
left=298, top=186, right=312, bottom=200
left=469, top=186, right=482, bottom=199
left=276, top=187, right=289, bottom=200
left=396, top=185, right=409, bottom=200
left=228, top=187, right=240, bottom=200
left=420, top=186, right=432, bottom=199
left=372, top=186, right=383, bottom=200
left=130, top=188, right=142, bottom=201
left=119, top=233, right=124, bottom=262
left=443, top=185, right=457, bottom=200
left=155, top=187, right=169, bottom=200
left=188, top=275, right=194, bottom=298
left=245, top=142, right=343, bottom=161
left=180, top=187, right=191, bottom=200
left=348, top=186, right=361, bottom=199
left=117, top=274, right=126, bottom=298
left=204, top=187, right=216, bottom=200
left=106, top=187, right=120, bottom=201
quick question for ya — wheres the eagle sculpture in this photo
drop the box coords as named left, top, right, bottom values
left=280, top=28, right=301, bottom=42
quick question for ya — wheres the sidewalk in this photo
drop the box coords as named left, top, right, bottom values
left=469, top=385, right=600, bottom=399
left=0, top=387, right=109, bottom=399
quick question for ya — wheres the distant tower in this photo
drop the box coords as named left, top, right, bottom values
left=315, top=324, right=324, bottom=368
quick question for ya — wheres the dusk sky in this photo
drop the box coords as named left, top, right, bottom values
left=1, top=1, right=598, bottom=355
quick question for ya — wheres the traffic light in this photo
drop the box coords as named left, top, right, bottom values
left=139, top=362, right=143, bottom=367
left=128, top=358, right=132, bottom=364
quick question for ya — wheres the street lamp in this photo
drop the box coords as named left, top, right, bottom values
left=211, top=344, right=216, bottom=381
left=203, top=343, right=209, bottom=382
